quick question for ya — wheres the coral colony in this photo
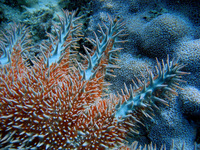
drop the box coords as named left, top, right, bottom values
left=0, top=10, right=189, bottom=149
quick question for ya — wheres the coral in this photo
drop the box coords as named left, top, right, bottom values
left=163, top=0, right=200, bottom=26
left=121, top=140, right=197, bottom=150
left=179, top=86, right=200, bottom=115
left=22, top=8, right=54, bottom=42
left=149, top=104, right=197, bottom=150
left=174, top=39, right=200, bottom=88
left=137, top=13, right=192, bottom=58
left=175, top=39, right=200, bottom=70
left=0, top=10, right=189, bottom=149
left=109, top=53, right=155, bottom=93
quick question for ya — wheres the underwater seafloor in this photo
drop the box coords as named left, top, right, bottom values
left=0, top=0, right=200, bottom=149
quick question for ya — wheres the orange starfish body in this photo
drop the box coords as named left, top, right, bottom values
left=0, top=10, right=126, bottom=149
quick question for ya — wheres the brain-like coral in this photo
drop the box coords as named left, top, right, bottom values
left=137, top=13, right=192, bottom=58
left=108, top=53, right=155, bottom=93
left=175, top=39, right=200, bottom=69
left=179, top=86, right=200, bottom=115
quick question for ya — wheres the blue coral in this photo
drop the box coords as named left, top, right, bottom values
left=137, top=13, right=192, bottom=58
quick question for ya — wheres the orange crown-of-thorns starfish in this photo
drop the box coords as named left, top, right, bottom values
left=0, top=10, right=188, bottom=149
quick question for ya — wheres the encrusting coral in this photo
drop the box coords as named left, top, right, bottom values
left=0, top=10, right=189, bottom=149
